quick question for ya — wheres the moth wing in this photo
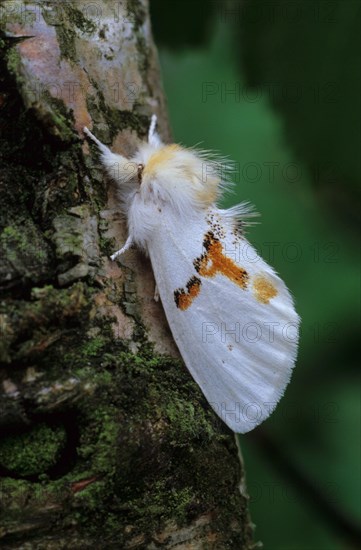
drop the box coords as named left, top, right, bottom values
left=147, top=207, right=300, bottom=433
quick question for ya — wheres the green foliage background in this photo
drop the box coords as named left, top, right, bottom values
left=151, top=1, right=360, bottom=548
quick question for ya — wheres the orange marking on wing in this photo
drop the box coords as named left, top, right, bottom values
left=253, top=275, right=278, bottom=304
left=174, top=232, right=250, bottom=311
left=174, top=276, right=202, bottom=311
left=194, top=232, right=249, bottom=289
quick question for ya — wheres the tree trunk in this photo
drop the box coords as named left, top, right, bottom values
left=0, top=1, right=254, bottom=548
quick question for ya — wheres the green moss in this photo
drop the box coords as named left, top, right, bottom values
left=5, top=47, right=22, bottom=79
left=40, top=91, right=75, bottom=142
left=99, top=231, right=116, bottom=257
left=0, top=283, right=90, bottom=364
left=85, top=82, right=149, bottom=142
left=49, top=110, right=74, bottom=141
left=127, top=0, right=147, bottom=31
left=132, top=481, right=195, bottom=523
left=136, top=34, right=150, bottom=74
left=165, top=399, right=200, bottom=441
left=0, top=423, right=67, bottom=477
left=3, top=46, right=28, bottom=100
left=1, top=224, right=46, bottom=257
left=0, top=343, right=251, bottom=546
left=0, top=478, right=34, bottom=515
left=56, top=22, right=77, bottom=62
left=78, top=403, right=119, bottom=475
left=1, top=225, right=28, bottom=254
left=0, top=219, right=53, bottom=297
left=106, top=107, right=146, bottom=142
left=62, top=4, right=97, bottom=34
left=0, top=225, right=48, bottom=263
left=81, top=335, right=107, bottom=357
left=126, top=0, right=151, bottom=77
left=54, top=4, right=97, bottom=63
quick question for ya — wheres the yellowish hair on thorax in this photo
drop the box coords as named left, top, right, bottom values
left=196, top=186, right=219, bottom=205
left=143, top=144, right=181, bottom=176
left=142, top=143, right=223, bottom=208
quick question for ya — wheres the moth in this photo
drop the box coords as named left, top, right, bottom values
left=84, top=116, right=300, bottom=433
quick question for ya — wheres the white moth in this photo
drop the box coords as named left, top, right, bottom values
left=84, top=116, right=300, bottom=433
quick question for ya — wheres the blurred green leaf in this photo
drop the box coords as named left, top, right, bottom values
left=239, top=0, right=361, bottom=223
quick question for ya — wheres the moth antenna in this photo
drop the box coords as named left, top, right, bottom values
left=84, top=126, right=134, bottom=184
left=83, top=127, right=111, bottom=156
left=148, top=114, right=162, bottom=147
left=148, top=115, right=157, bottom=142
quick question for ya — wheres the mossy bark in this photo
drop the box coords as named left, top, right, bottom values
left=0, top=1, right=254, bottom=548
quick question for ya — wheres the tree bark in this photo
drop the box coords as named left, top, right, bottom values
left=0, top=1, right=254, bottom=548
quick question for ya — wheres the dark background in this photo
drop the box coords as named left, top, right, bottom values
left=151, top=1, right=360, bottom=548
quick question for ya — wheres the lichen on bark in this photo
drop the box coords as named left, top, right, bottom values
left=0, top=1, right=254, bottom=548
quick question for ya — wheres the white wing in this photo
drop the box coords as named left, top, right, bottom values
left=146, top=206, right=300, bottom=433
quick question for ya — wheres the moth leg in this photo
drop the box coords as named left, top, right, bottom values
left=110, top=234, right=134, bottom=261
left=154, top=284, right=160, bottom=302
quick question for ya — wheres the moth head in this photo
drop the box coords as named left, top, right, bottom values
left=133, top=142, right=228, bottom=211
left=84, top=125, right=230, bottom=213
